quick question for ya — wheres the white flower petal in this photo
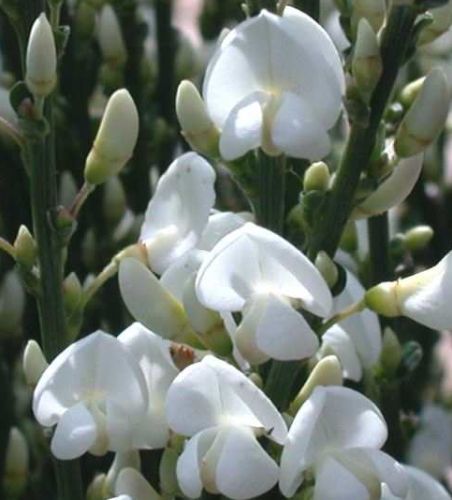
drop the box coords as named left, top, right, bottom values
left=33, top=331, right=147, bottom=427
left=254, top=293, right=319, bottom=361
left=353, top=154, right=424, bottom=219
left=196, top=223, right=332, bottom=316
left=214, top=426, right=279, bottom=500
left=176, top=428, right=219, bottom=499
left=403, top=465, right=451, bottom=500
left=51, top=402, right=97, bottom=460
left=219, top=91, right=269, bottom=161
left=313, top=455, right=371, bottom=500
left=118, top=258, right=187, bottom=339
left=271, top=92, right=331, bottom=160
left=140, top=152, right=215, bottom=274
left=198, top=212, right=249, bottom=251
left=321, top=325, right=363, bottom=382
left=280, top=386, right=387, bottom=497
left=334, top=271, right=382, bottom=367
left=166, top=361, right=223, bottom=436
left=398, top=250, right=452, bottom=330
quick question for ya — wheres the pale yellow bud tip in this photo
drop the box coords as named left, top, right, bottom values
left=315, top=251, right=338, bottom=288
left=14, top=225, right=37, bottom=270
left=404, top=225, right=434, bottom=252
left=290, top=355, right=343, bottom=414
left=303, top=161, right=330, bottom=192
left=84, top=89, right=139, bottom=185
left=26, top=13, right=57, bottom=98
left=23, top=339, right=48, bottom=386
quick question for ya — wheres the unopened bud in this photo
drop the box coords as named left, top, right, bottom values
left=59, top=171, right=78, bottom=208
left=404, top=225, right=434, bottom=252
left=395, top=69, right=450, bottom=158
left=399, top=77, right=425, bottom=108
left=4, top=427, right=29, bottom=497
left=159, top=448, right=179, bottom=496
left=290, top=355, right=343, bottom=414
left=63, top=272, right=83, bottom=316
left=248, top=372, right=263, bottom=389
left=418, top=2, right=452, bottom=46
left=74, top=2, right=96, bottom=40
left=23, top=339, right=48, bottom=386
left=176, top=80, right=219, bottom=158
left=115, top=468, right=160, bottom=500
left=351, top=0, right=386, bottom=35
left=14, top=225, right=37, bottom=270
left=106, top=451, right=141, bottom=494
left=98, top=4, right=127, bottom=68
left=352, top=19, right=382, bottom=99
left=25, top=13, right=57, bottom=98
left=380, top=327, right=402, bottom=375
left=303, top=161, right=330, bottom=192
left=86, top=473, right=108, bottom=500
left=315, top=251, right=339, bottom=289
left=84, top=89, right=139, bottom=185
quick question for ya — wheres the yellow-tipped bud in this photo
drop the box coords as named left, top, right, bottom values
left=395, top=69, right=450, bottom=158
left=63, top=272, right=83, bottom=316
left=352, top=19, right=382, bottom=99
left=84, top=89, right=139, bottom=185
left=159, top=448, right=179, bottom=496
left=25, top=13, right=57, bottom=98
left=303, top=161, right=330, bottom=192
left=315, top=251, right=339, bottom=289
left=98, top=4, right=127, bottom=67
left=399, top=77, right=425, bottom=108
left=14, top=225, right=37, bottom=270
left=86, top=473, right=108, bottom=500
left=22, top=339, right=48, bottom=386
left=404, top=225, right=434, bottom=252
left=4, top=427, right=29, bottom=497
left=176, top=80, right=219, bottom=157
left=290, top=355, right=343, bottom=414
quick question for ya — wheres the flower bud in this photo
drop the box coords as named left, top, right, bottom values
left=290, top=355, right=343, bottom=414
left=84, top=89, right=139, bottom=185
left=303, top=161, right=330, bottom=192
left=106, top=451, right=141, bottom=494
left=4, top=427, right=29, bottom=497
left=103, top=176, right=127, bottom=224
left=14, top=225, right=37, bottom=270
left=59, top=171, right=78, bottom=208
left=176, top=80, right=219, bottom=158
left=63, top=272, right=83, bottom=316
left=351, top=0, right=386, bottom=35
left=380, top=327, right=402, bottom=375
left=23, top=339, right=48, bottom=386
left=115, top=468, right=160, bottom=500
left=74, top=2, right=96, bottom=40
left=395, top=69, right=450, bottom=158
left=86, top=473, right=108, bottom=500
left=315, top=251, right=338, bottom=289
left=98, top=4, right=127, bottom=68
left=352, top=19, right=382, bottom=100
left=25, top=13, right=57, bottom=98
left=418, top=2, right=452, bottom=46
left=159, top=448, right=179, bottom=496
left=404, top=225, right=434, bottom=252
left=399, top=77, right=425, bottom=108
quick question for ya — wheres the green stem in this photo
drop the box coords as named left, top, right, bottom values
left=255, top=153, right=286, bottom=234
left=318, top=299, right=365, bottom=335
left=26, top=98, right=84, bottom=499
left=367, top=213, right=392, bottom=285
left=307, top=5, right=418, bottom=260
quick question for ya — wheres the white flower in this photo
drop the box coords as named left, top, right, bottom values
left=114, top=467, right=160, bottom=500
left=366, top=250, right=452, bottom=330
left=196, top=222, right=332, bottom=364
left=165, top=355, right=287, bottom=499
left=381, top=465, right=451, bottom=500
left=118, top=323, right=179, bottom=449
left=203, top=6, right=345, bottom=161
left=140, top=152, right=216, bottom=274
left=33, top=331, right=148, bottom=459
left=279, top=386, right=408, bottom=499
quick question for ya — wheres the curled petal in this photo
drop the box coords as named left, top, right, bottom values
left=140, top=152, right=215, bottom=274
